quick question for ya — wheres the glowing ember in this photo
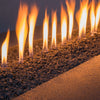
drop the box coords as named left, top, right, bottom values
left=51, top=10, right=57, bottom=48
left=66, top=0, right=75, bottom=40
left=90, top=0, right=96, bottom=34
left=76, top=0, right=89, bottom=38
left=16, top=4, right=28, bottom=63
left=95, top=1, right=100, bottom=31
left=29, top=5, right=39, bottom=57
left=43, top=9, right=49, bottom=51
left=61, top=5, right=67, bottom=44
left=1, top=29, right=10, bottom=66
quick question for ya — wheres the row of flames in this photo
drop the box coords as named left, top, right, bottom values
left=1, top=0, right=100, bottom=66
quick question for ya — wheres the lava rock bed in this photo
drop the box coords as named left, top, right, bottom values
left=0, top=33, right=100, bottom=100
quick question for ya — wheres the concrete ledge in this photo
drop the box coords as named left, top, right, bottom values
left=13, top=55, right=100, bottom=100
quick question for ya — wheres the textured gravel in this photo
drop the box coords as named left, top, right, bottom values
left=0, top=32, right=100, bottom=100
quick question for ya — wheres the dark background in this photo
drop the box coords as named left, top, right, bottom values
left=0, top=0, right=98, bottom=33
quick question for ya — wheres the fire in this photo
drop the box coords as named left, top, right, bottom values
left=66, top=0, right=75, bottom=40
left=51, top=10, right=57, bottom=48
left=16, top=4, right=28, bottom=62
left=1, top=29, right=10, bottom=66
left=61, top=5, right=67, bottom=44
left=90, top=0, right=96, bottom=34
left=43, top=9, right=49, bottom=51
left=29, top=5, right=39, bottom=57
left=95, top=1, right=100, bottom=31
left=76, top=0, right=89, bottom=38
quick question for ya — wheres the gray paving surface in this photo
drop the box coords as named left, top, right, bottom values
left=13, top=55, right=100, bottom=100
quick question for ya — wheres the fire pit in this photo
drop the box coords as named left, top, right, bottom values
left=0, top=0, right=100, bottom=99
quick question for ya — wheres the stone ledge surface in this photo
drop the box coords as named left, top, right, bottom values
left=13, top=55, right=100, bottom=100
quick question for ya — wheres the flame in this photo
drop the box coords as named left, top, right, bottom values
left=95, top=1, right=100, bottom=31
left=61, top=5, right=67, bottom=44
left=51, top=10, right=57, bottom=48
left=29, top=5, right=39, bottom=57
left=1, top=29, right=10, bottom=65
left=66, top=0, right=75, bottom=40
left=43, top=9, right=49, bottom=51
left=16, top=4, right=28, bottom=62
left=76, top=0, right=89, bottom=38
left=90, top=0, right=96, bottom=33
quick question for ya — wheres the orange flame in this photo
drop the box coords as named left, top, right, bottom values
left=43, top=9, right=49, bottom=51
left=95, top=1, right=100, bottom=31
left=51, top=10, right=57, bottom=48
left=1, top=29, right=10, bottom=65
left=66, top=0, right=75, bottom=40
left=61, top=5, right=67, bottom=44
left=29, top=5, right=39, bottom=57
left=90, top=0, right=96, bottom=33
left=16, top=4, right=28, bottom=63
left=76, top=0, right=89, bottom=38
